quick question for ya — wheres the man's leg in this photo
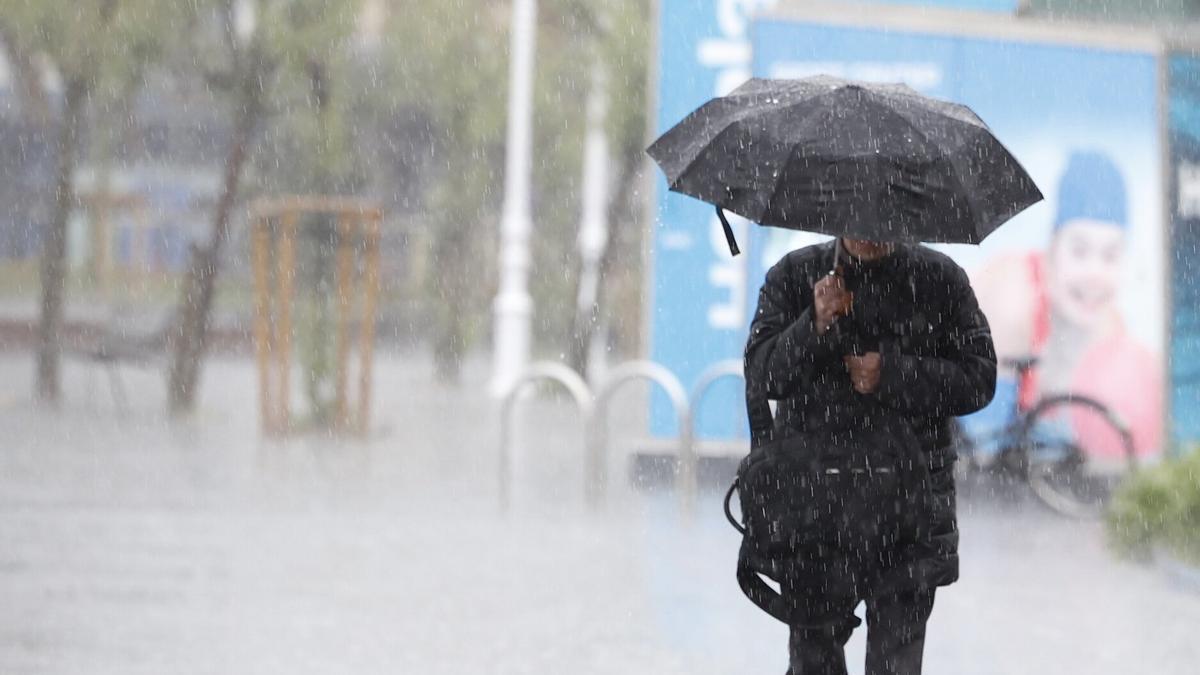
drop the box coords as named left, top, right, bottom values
left=787, top=612, right=859, bottom=675
left=863, top=588, right=936, bottom=675
left=786, top=596, right=860, bottom=675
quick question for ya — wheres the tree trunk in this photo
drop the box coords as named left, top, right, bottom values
left=568, top=144, right=641, bottom=377
left=431, top=224, right=468, bottom=383
left=35, top=77, right=88, bottom=404
left=591, top=155, right=644, bottom=356
left=167, top=89, right=261, bottom=415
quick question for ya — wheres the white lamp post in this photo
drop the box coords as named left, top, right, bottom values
left=491, top=0, right=538, bottom=396
left=234, top=0, right=256, bottom=43
left=574, top=60, right=610, bottom=382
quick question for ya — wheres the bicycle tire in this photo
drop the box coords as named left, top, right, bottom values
left=1018, top=394, right=1136, bottom=518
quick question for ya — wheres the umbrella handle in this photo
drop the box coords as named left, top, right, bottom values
left=715, top=206, right=740, bottom=257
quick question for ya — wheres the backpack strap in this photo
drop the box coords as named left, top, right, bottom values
left=723, top=480, right=746, bottom=534
left=745, top=373, right=775, bottom=449
left=736, top=540, right=794, bottom=624
left=737, top=370, right=790, bottom=624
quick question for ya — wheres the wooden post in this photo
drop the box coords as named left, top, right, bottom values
left=334, top=213, right=355, bottom=431
left=358, top=212, right=381, bottom=436
left=276, top=211, right=298, bottom=433
left=248, top=197, right=383, bottom=438
left=252, top=215, right=275, bottom=435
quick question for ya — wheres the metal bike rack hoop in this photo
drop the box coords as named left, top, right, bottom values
left=690, top=360, right=745, bottom=411
left=498, top=362, right=594, bottom=513
left=591, top=360, right=692, bottom=510
left=688, top=358, right=749, bottom=450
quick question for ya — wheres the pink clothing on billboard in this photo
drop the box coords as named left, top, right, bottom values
left=1015, top=251, right=1160, bottom=458
left=1069, top=333, right=1162, bottom=458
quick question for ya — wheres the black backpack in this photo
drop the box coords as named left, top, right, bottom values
left=723, top=377, right=932, bottom=623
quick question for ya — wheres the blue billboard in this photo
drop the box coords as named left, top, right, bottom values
left=648, top=0, right=783, bottom=440
left=747, top=17, right=1166, bottom=459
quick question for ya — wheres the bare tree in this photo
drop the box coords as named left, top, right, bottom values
left=167, top=0, right=360, bottom=414
left=0, top=0, right=164, bottom=403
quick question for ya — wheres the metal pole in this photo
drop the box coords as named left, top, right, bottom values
left=575, top=60, right=611, bottom=383
left=491, top=0, right=539, bottom=396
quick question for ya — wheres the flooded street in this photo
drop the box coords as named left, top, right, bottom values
left=1, top=354, right=1196, bottom=675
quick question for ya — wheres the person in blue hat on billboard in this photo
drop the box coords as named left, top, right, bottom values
left=969, top=150, right=1161, bottom=461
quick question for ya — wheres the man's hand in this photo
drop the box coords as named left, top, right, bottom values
left=813, top=270, right=852, bottom=335
left=844, top=352, right=882, bottom=394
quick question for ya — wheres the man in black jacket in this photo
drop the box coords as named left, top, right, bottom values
left=745, top=237, right=997, bottom=675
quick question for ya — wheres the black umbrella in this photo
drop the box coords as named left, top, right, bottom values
left=648, top=76, right=1043, bottom=256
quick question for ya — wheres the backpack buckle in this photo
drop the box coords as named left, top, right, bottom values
left=825, top=466, right=894, bottom=475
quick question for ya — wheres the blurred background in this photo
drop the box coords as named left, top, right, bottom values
left=1, top=0, right=1199, bottom=673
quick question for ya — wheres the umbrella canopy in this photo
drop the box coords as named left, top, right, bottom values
left=648, top=76, right=1043, bottom=255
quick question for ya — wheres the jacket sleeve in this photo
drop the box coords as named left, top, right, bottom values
left=876, top=263, right=997, bottom=418
left=745, top=258, right=843, bottom=399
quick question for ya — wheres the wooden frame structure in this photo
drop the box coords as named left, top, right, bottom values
left=250, top=196, right=383, bottom=437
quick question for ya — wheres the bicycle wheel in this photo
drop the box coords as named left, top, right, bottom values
left=1017, top=394, right=1136, bottom=518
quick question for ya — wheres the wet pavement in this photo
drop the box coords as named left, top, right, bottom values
left=1, top=352, right=1197, bottom=674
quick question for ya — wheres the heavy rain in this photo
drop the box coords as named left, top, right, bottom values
left=0, top=1, right=1198, bottom=674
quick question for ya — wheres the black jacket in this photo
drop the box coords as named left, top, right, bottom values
left=744, top=240, right=997, bottom=588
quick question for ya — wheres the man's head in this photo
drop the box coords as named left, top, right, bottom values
left=841, top=238, right=895, bottom=261
left=1047, top=151, right=1128, bottom=330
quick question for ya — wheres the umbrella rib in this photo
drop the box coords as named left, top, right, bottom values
left=862, top=97, right=980, bottom=240
left=747, top=100, right=841, bottom=220
left=760, top=145, right=811, bottom=229
left=666, top=117, right=747, bottom=193
left=874, top=89, right=988, bottom=130
left=666, top=92, right=835, bottom=195
left=667, top=104, right=829, bottom=222
left=948, top=126, right=1044, bottom=241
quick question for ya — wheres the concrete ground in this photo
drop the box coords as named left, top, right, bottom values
left=0, top=352, right=1197, bottom=674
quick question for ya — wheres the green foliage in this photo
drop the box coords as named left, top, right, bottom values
left=1107, top=448, right=1200, bottom=565
left=376, top=0, right=509, bottom=376
left=372, top=0, right=651, bottom=375
left=252, top=0, right=368, bottom=195
left=385, top=0, right=509, bottom=145
left=262, top=0, right=359, bottom=70
left=594, top=0, right=651, bottom=177
left=4, top=0, right=655, bottom=389
left=0, top=0, right=174, bottom=87
left=178, top=0, right=363, bottom=118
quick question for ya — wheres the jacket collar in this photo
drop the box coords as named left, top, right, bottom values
left=827, top=238, right=904, bottom=273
